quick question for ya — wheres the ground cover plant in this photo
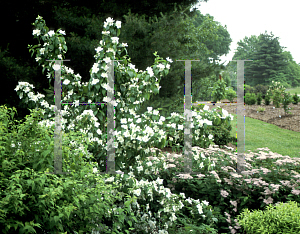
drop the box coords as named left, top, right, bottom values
left=1, top=15, right=300, bottom=234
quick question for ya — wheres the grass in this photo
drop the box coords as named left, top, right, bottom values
left=192, top=85, right=300, bottom=159
left=223, top=85, right=300, bottom=159
left=285, top=86, right=300, bottom=95
left=227, top=112, right=300, bottom=159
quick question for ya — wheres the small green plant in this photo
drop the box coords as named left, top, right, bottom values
left=256, top=107, right=265, bottom=112
left=292, top=92, right=300, bottom=105
left=281, top=91, right=293, bottom=115
left=256, top=92, right=263, bottom=105
left=264, top=93, right=272, bottom=105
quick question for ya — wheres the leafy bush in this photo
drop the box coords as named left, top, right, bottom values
left=244, top=84, right=256, bottom=95
left=256, top=92, right=263, bottom=105
left=237, top=200, right=300, bottom=234
left=264, top=93, right=272, bottom=105
left=225, top=87, right=237, bottom=102
left=245, top=93, right=256, bottom=105
left=292, top=93, right=300, bottom=105
left=253, top=84, right=269, bottom=99
left=0, top=105, right=138, bottom=234
left=205, top=108, right=236, bottom=147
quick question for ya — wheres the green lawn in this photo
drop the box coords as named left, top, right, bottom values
left=225, top=85, right=300, bottom=159
left=227, top=112, right=300, bottom=159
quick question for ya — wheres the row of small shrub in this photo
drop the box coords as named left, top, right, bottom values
left=244, top=91, right=300, bottom=106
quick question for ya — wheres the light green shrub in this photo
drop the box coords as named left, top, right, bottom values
left=0, top=105, right=137, bottom=234
left=237, top=200, right=300, bottom=234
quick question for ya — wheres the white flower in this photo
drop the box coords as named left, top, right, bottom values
left=146, top=67, right=154, bottom=77
left=105, top=17, right=114, bottom=25
left=115, top=21, right=122, bottom=28
left=58, top=29, right=65, bottom=35
left=202, top=200, right=209, bottom=206
left=91, top=78, right=99, bottom=85
left=48, top=30, right=55, bottom=37
left=157, top=63, right=165, bottom=71
left=93, top=167, right=98, bottom=173
left=147, top=107, right=153, bottom=112
left=111, top=37, right=119, bottom=44
left=91, top=63, right=99, bottom=74
left=196, top=204, right=203, bottom=214
left=102, top=30, right=110, bottom=35
left=133, top=188, right=141, bottom=197
left=105, top=177, right=115, bottom=183
left=32, top=29, right=41, bottom=36
left=95, top=47, right=103, bottom=53
left=166, top=57, right=173, bottom=63
left=137, top=166, right=143, bottom=172
left=63, top=79, right=70, bottom=85
left=156, top=178, right=163, bottom=185
left=52, top=64, right=61, bottom=71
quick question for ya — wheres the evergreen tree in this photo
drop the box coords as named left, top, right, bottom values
left=227, top=31, right=297, bottom=89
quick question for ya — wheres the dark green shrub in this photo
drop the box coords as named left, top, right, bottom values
left=245, top=84, right=256, bottom=95
left=292, top=93, right=299, bottom=105
left=256, top=92, right=263, bottom=105
left=264, top=94, right=272, bottom=105
left=245, top=93, right=256, bottom=105
left=254, top=84, right=269, bottom=99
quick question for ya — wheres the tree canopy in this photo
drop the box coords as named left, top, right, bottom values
left=1, top=0, right=233, bottom=125
left=223, top=31, right=300, bottom=90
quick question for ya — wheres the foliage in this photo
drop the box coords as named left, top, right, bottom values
left=245, top=93, right=256, bottom=105
left=244, top=84, right=256, bottom=95
left=0, top=0, right=213, bottom=125
left=256, top=92, right=263, bottom=105
left=225, top=87, right=237, bottom=102
left=281, top=51, right=300, bottom=87
left=253, top=84, right=269, bottom=99
left=228, top=31, right=300, bottom=89
left=211, top=78, right=227, bottom=102
left=237, top=200, right=300, bottom=234
left=256, top=107, right=265, bottom=112
left=281, top=92, right=293, bottom=115
left=120, top=5, right=231, bottom=102
left=292, top=93, right=300, bottom=104
left=10, top=15, right=226, bottom=234
left=264, top=93, right=272, bottom=105
left=0, top=105, right=138, bottom=234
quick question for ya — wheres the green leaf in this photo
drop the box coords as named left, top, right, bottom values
left=127, top=70, right=134, bottom=78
